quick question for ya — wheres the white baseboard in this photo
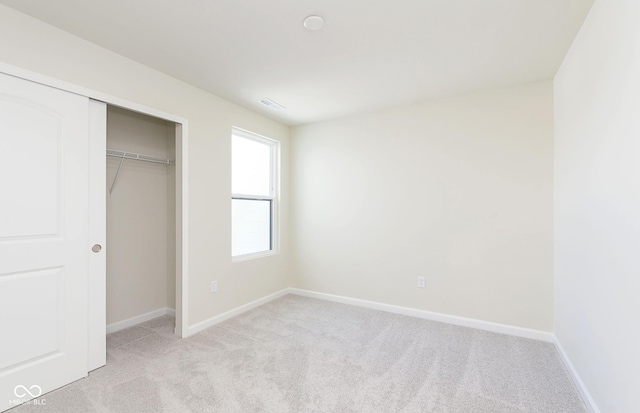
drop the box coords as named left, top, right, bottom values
left=288, top=288, right=554, bottom=342
left=106, top=307, right=176, bottom=334
left=186, top=288, right=289, bottom=337
left=553, top=337, right=601, bottom=413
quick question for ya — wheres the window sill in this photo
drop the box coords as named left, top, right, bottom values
left=232, top=250, right=279, bottom=263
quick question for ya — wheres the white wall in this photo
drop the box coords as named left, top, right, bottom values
left=554, top=0, right=640, bottom=411
left=106, top=106, right=174, bottom=325
left=291, top=81, right=554, bottom=331
left=0, top=4, right=290, bottom=327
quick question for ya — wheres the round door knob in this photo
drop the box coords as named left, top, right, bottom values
left=92, top=244, right=102, bottom=253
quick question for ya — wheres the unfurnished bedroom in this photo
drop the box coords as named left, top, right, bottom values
left=0, top=0, right=637, bottom=412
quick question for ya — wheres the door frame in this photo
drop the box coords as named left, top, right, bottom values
left=0, top=61, right=190, bottom=338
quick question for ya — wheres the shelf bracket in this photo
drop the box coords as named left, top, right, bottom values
left=109, top=156, right=125, bottom=196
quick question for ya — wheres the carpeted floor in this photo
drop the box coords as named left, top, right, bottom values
left=11, top=295, right=587, bottom=412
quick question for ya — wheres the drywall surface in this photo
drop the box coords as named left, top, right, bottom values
left=106, top=106, right=174, bottom=324
left=291, top=81, right=554, bottom=331
left=0, top=4, right=290, bottom=326
left=554, top=0, right=640, bottom=411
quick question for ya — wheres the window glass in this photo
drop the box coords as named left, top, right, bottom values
left=232, top=199, right=271, bottom=257
left=232, top=135, right=271, bottom=196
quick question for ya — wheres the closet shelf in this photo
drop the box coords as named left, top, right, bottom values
left=107, top=149, right=174, bottom=195
left=107, top=149, right=173, bottom=165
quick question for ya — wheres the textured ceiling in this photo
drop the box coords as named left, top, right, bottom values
left=0, top=0, right=594, bottom=125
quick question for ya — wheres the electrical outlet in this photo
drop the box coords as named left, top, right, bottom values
left=211, top=280, right=218, bottom=293
left=417, top=276, right=425, bottom=288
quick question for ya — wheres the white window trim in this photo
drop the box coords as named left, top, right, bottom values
left=231, top=127, right=280, bottom=262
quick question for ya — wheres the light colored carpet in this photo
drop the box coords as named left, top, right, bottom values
left=12, top=295, right=587, bottom=412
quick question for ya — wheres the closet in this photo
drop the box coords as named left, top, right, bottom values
left=1, top=71, right=186, bottom=408
left=105, top=106, right=177, bottom=333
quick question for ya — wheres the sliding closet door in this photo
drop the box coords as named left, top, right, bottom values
left=0, top=72, right=93, bottom=411
left=88, top=100, right=107, bottom=372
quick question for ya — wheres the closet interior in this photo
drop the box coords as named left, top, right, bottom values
left=105, top=106, right=177, bottom=333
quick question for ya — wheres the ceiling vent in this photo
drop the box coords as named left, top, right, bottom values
left=259, top=98, right=286, bottom=111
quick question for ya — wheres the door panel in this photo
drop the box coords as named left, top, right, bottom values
left=0, top=72, right=90, bottom=411
left=0, top=97, right=60, bottom=238
left=0, top=268, right=60, bottom=370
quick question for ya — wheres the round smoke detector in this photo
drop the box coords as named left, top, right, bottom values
left=303, top=15, right=325, bottom=31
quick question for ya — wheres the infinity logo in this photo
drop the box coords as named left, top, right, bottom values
left=14, top=385, right=42, bottom=398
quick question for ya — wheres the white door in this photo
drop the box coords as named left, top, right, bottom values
left=0, top=72, right=92, bottom=411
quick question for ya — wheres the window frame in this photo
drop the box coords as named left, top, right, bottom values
left=231, top=127, right=280, bottom=262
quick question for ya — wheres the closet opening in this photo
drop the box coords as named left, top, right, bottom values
left=104, top=105, right=179, bottom=337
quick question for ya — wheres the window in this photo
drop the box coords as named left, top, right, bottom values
left=232, top=128, right=279, bottom=258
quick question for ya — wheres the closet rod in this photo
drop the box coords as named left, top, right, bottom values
left=107, top=149, right=174, bottom=195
